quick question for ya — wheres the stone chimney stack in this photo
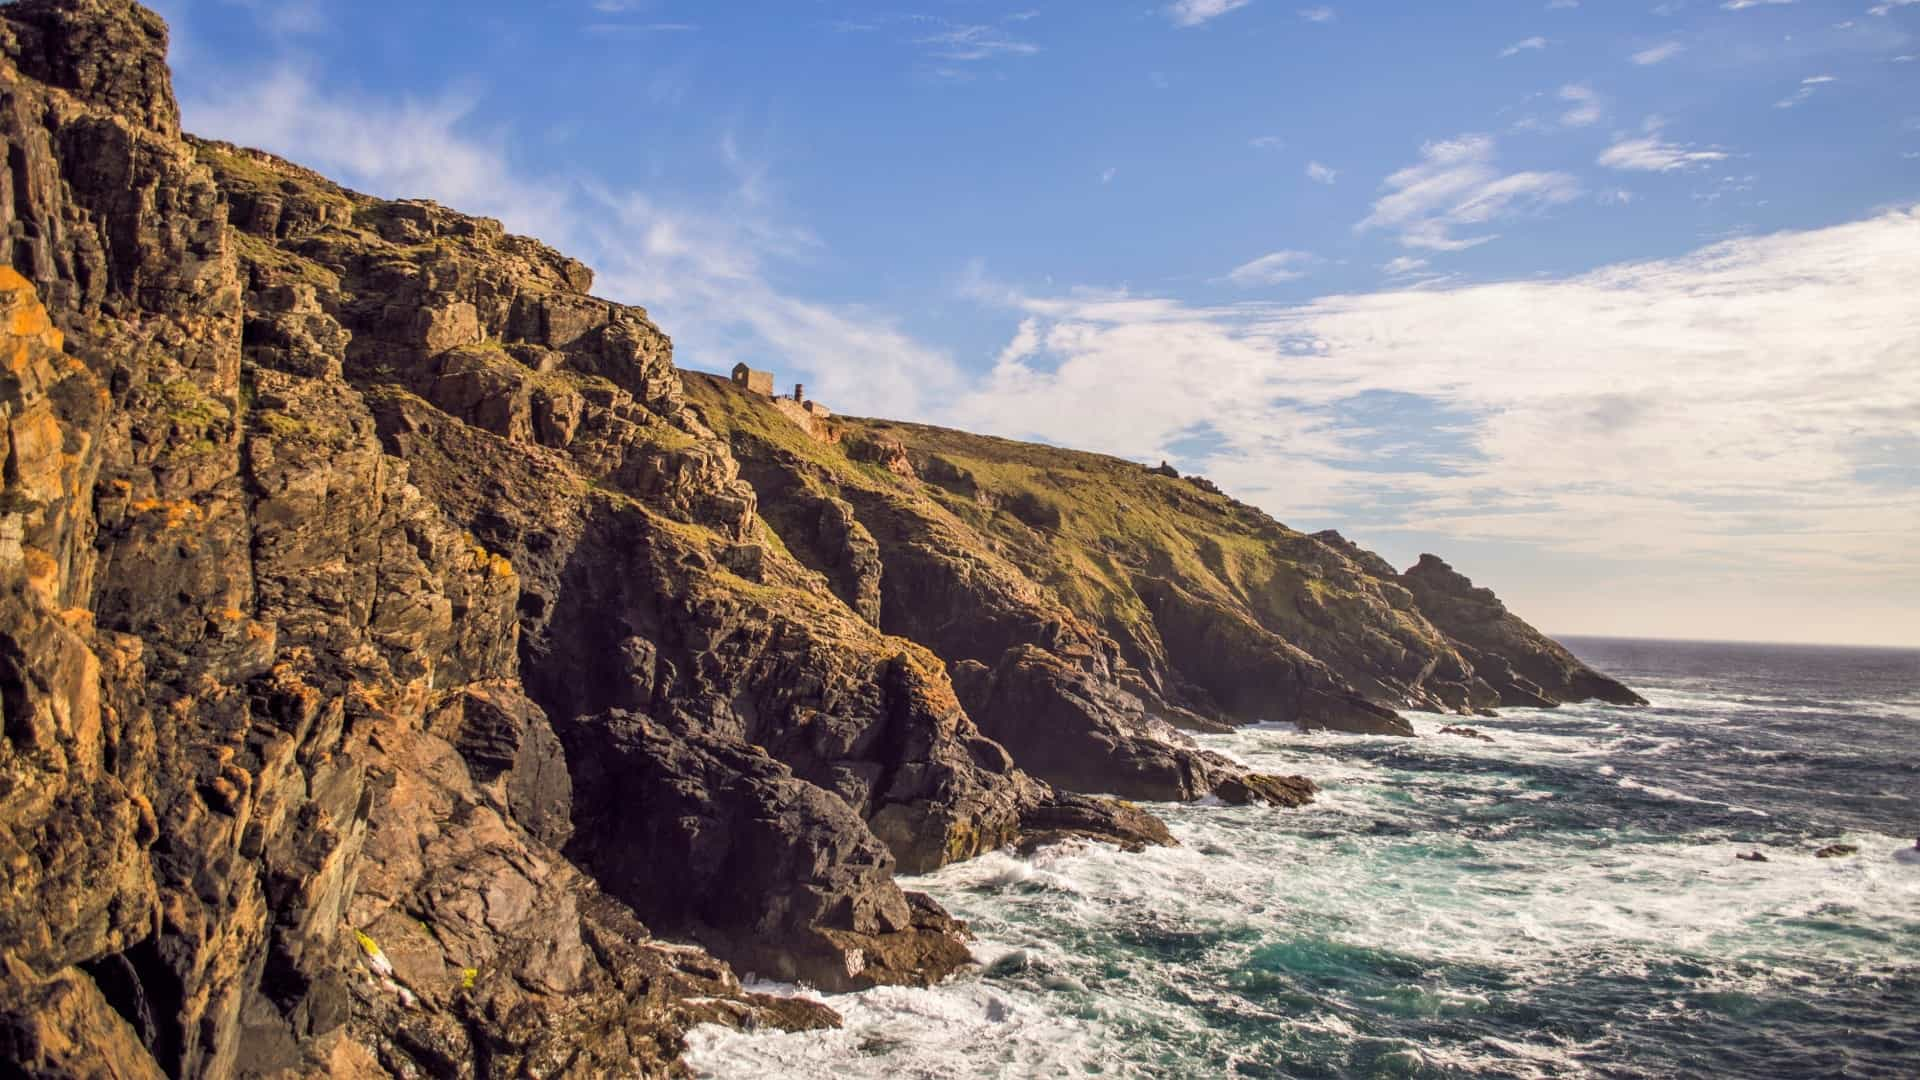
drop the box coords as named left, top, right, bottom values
left=794, top=383, right=805, bottom=402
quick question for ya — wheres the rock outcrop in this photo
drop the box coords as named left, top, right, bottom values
left=1399, top=554, right=1644, bottom=707
left=0, top=3, right=1641, bottom=1077
left=684, top=379, right=1643, bottom=803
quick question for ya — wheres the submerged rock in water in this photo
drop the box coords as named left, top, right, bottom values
left=1215, top=773, right=1319, bottom=807
left=1439, top=725, right=1496, bottom=742
left=1815, top=844, right=1860, bottom=859
left=1737, top=851, right=1769, bottom=863
left=1016, top=792, right=1178, bottom=853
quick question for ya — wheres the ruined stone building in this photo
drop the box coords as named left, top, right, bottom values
left=731, top=362, right=774, bottom=396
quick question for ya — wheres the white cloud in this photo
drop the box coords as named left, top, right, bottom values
left=1775, top=73, right=1838, bottom=108
left=1358, top=135, right=1580, bottom=250
left=1501, top=36, right=1549, bottom=57
left=913, top=20, right=1040, bottom=61
left=1306, top=160, right=1338, bottom=184
left=1249, top=134, right=1285, bottom=150
left=1598, top=128, right=1730, bottom=171
left=1298, top=6, right=1336, bottom=22
left=1632, top=41, right=1685, bottom=64
left=1226, top=250, right=1319, bottom=285
left=1871, top=0, right=1920, bottom=14
left=1167, top=0, right=1253, bottom=27
left=1381, top=255, right=1430, bottom=275
left=1548, top=0, right=1579, bottom=8
left=949, top=208, right=1920, bottom=645
left=1722, top=0, right=1794, bottom=8
left=1101, top=167, right=1118, bottom=184
left=1559, top=84, right=1603, bottom=127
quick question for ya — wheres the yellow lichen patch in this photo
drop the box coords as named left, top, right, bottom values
left=350, top=928, right=400, bottom=980
left=128, top=497, right=203, bottom=530
left=460, top=967, right=478, bottom=990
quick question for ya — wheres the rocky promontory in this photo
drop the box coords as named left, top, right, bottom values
left=0, top=3, right=1640, bottom=1076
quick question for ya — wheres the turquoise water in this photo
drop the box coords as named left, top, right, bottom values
left=687, top=639, right=1920, bottom=1078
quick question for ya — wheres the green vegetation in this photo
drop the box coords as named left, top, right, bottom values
left=680, top=367, right=1435, bottom=681
left=193, top=141, right=293, bottom=189
left=256, top=411, right=309, bottom=438
left=156, top=378, right=232, bottom=448
left=230, top=230, right=340, bottom=289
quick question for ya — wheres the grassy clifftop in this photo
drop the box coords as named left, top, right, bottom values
left=685, top=371, right=1642, bottom=751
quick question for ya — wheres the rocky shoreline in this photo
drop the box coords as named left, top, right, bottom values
left=0, top=3, right=1639, bottom=1076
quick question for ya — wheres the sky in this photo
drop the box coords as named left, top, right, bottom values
left=145, top=0, right=1920, bottom=647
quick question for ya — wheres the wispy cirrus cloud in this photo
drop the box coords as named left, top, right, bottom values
left=1775, top=73, right=1835, bottom=108
left=912, top=18, right=1040, bottom=61
left=1632, top=41, right=1685, bottom=64
left=1500, top=35, right=1549, bottom=57
left=1559, top=84, right=1603, bottom=127
left=1597, top=122, right=1730, bottom=171
left=1225, top=250, right=1319, bottom=285
left=1358, top=135, right=1580, bottom=251
left=1167, top=0, right=1254, bottom=27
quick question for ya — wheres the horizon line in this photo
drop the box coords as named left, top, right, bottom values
left=1554, top=631, right=1920, bottom=653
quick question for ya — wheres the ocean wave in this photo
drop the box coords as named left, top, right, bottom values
left=687, top=662, right=1920, bottom=1080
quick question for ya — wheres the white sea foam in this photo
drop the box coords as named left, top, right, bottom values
left=688, top=678, right=1920, bottom=1079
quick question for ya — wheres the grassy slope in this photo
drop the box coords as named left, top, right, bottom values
left=681, top=370, right=1477, bottom=717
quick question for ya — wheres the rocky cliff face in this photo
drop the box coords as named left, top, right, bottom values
left=684, top=380, right=1644, bottom=800
left=0, top=3, right=1639, bottom=1077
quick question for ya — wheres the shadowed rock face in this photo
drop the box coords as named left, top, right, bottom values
left=0, top=3, right=1177, bottom=1074
left=1399, top=554, right=1646, bottom=707
left=0, top=2, right=1640, bottom=1076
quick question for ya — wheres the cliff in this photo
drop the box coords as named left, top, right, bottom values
left=683, top=378, right=1642, bottom=799
left=0, top=3, right=1639, bottom=1077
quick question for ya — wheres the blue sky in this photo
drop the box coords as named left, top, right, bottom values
left=151, top=0, right=1919, bottom=646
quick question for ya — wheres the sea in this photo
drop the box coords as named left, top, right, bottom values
left=686, top=637, right=1920, bottom=1079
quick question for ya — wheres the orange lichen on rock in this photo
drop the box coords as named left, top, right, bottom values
left=126, top=497, right=203, bottom=529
